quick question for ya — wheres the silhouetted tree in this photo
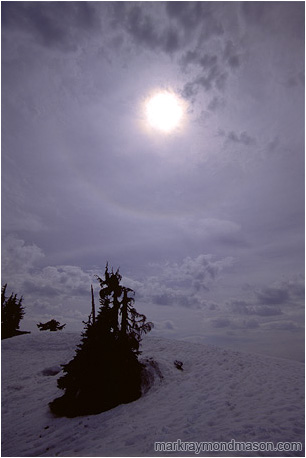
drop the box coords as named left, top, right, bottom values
left=37, top=319, right=66, bottom=331
left=49, top=264, right=153, bottom=417
left=1, top=284, right=25, bottom=339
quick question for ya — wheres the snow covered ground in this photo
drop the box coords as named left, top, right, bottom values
left=1, top=332, right=304, bottom=457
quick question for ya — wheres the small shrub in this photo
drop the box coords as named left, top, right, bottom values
left=37, top=319, right=66, bottom=331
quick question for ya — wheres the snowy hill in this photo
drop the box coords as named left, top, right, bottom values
left=2, top=333, right=304, bottom=457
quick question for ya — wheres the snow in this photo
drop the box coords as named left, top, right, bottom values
left=1, top=332, right=304, bottom=457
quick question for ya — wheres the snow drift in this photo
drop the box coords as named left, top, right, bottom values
left=1, top=332, right=304, bottom=456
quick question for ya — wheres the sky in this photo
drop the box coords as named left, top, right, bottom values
left=2, top=1, right=305, bottom=361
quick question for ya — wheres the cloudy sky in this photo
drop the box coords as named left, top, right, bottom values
left=2, top=1, right=304, bottom=360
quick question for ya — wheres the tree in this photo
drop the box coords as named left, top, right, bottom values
left=49, top=264, right=153, bottom=417
left=1, top=284, right=25, bottom=339
left=37, top=319, right=66, bottom=331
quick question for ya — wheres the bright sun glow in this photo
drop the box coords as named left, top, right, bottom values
left=146, top=91, right=184, bottom=132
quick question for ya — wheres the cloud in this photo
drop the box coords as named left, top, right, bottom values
left=111, top=3, right=182, bottom=54
left=110, top=1, right=228, bottom=84
left=1, top=235, right=45, bottom=277
left=2, top=236, right=235, bottom=327
left=207, top=96, right=225, bottom=112
left=21, top=265, right=93, bottom=299
left=2, top=2, right=100, bottom=52
left=242, top=319, right=260, bottom=329
left=252, top=306, right=283, bottom=317
left=267, top=321, right=303, bottom=332
left=179, top=217, right=244, bottom=246
left=229, top=299, right=282, bottom=317
left=223, top=40, right=241, bottom=69
left=3, top=237, right=232, bottom=324
left=229, top=300, right=250, bottom=315
left=239, top=1, right=304, bottom=34
left=182, top=68, right=228, bottom=99
left=210, top=316, right=260, bottom=330
left=219, top=130, right=257, bottom=147
left=165, top=2, right=223, bottom=40
left=211, top=317, right=231, bottom=328
left=120, top=254, right=234, bottom=310
left=256, top=278, right=304, bottom=306
left=228, top=276, right=304, bottom=321
left=179, top=49, right=228, bottom=97
left=256, top=286, right=289, bottom=305
left=151, top=288, right=203, bottom=309
left=283, top=72, right=304, bottom=88
left=121, top=2, right=224, bottom=56
left=1, top=235, right=95, bottom=326
left=179, top=44, right=243, bottom=100
left=162, top=254, right=234, bottom=291
left=155, top=320, right=177, bottom=332
left=111, top=2, right=223, bottom=54
left=163, top=320, right=176, bottom=330
left=107, top=1, right=241, bottom=107
left=126, top=5, right=161, bottom=51
left=240, top=2, right=270, bottom=25
left=180, top=51, right=218, bottom=70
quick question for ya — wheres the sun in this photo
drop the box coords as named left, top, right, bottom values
left=145, top=91, right=184, bottom=132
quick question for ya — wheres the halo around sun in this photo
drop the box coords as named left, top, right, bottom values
left=145, top=91, right=184, bottom=133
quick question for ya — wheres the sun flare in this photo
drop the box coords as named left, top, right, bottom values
left=145, top=91, right=184, bottom=132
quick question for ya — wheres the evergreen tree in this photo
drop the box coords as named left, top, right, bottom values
left=49, top=264, right=153, bottom=417
left=1, top=284, right=25, bottom=339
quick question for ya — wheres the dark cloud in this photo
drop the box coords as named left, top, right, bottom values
left=229, top=299, right=282, bottom=317
left=228, top=277, right=304, bottom=323
left=182, top=66, right=228, bottom=98
left=22, top=280, right=61, bottom=298
left=240, top=2, right=269, bottom=26
left=163, top=27, right=180, bottom=53
left=223, top=40, right=241, bottom=69
left=243, top=319, right=260, bottom=329
left=252, top=306, right=282, bottom=317
left=110, top=3, right=181, bottom=54
left=211, top=317, right=231, bottom=328
left=111, top=2, right=225, bottom=59
left=152, top=291, right=202, bottom=309
left=166, top=1, right=223, bottom=39
left=180, top=51, right=218, bottom=70
left=126, top=5, right=160, bottom=51
left=2, top=2, right=100, bottom=52
left=256, top=286, right=290, bottom=306
left=219, top=130, right=257, bottom=146
left=166, top=1, right=203, bottom=30
left=207, top=96, right=225, bottom=112
left=287, top=278, right=305, bottom=299
left=180, top=50, right=227, bottom=96
left=179, top=41, right=242, bottom=99
left=268, top=321, right=303, bottom=332
left=241, top=0, right=305, bottom=38
left=256, top=278, right=304, bottom=306
left=229, top=300, right=250, bottom=315
left=108, top=2, right=240, bottom=103
left=284, top=72, right=305, bottom=88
